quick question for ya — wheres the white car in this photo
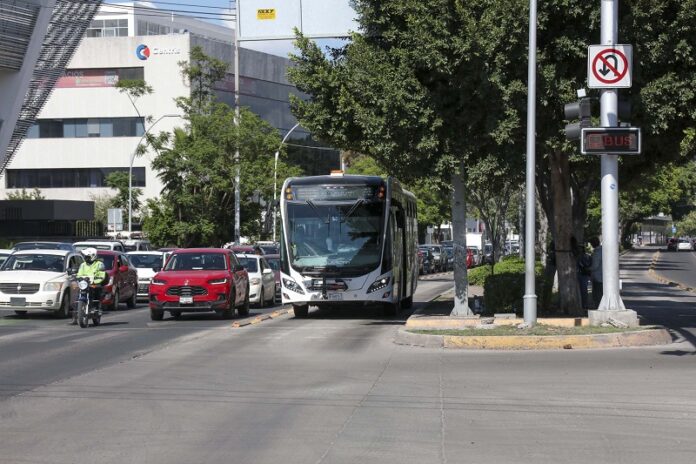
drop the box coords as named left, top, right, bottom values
left=74, top=241, right=125, bottom=252
left=236, top=253, right=276, bottom=307
left=0, top=250, right=84, bottom=317
left=127, top=251, right=167, bottom=300
left=0, top=249, right=12, bottom=268
left=676, top=239, right=693, bottom=251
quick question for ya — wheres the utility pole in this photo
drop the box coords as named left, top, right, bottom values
left=589, top=0, right=638, bottom=326
left=523, top=0, right=538, bottom=326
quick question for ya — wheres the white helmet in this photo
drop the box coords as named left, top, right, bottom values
left=82, top=247, right=98, bottom=261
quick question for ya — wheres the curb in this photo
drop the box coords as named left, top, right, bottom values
left=232, top=307, right=292, bottom=328
left=648, top=250, right=696, bottom=294
left=394, top=327, right=673, bottom=350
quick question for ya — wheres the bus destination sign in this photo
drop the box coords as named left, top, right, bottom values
left=581, top=127, right=641, bottom=155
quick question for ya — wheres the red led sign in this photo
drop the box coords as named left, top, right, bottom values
left=580, top=128, right=641, bottom=155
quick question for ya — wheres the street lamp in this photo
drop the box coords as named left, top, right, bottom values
left=272, top=122, right=301, bottom=242
left=128, top=113, right=181, bottom=234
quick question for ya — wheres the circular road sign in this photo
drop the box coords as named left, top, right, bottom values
left=592, top=48, right=629, bottom=85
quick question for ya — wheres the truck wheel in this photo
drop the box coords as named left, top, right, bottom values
left=293, top=304, right=309, bottom=318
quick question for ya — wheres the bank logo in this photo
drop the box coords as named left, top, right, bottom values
left=136, top=44, right=150, bottom=60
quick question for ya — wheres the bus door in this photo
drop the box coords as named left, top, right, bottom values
left=390, top=207, right=404, bottom=302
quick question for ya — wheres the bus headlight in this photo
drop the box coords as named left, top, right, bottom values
left=367, top=276, right=390, bottom=293
left=282, top=277, right=305, bottom=295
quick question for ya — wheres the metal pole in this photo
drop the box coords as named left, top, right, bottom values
left=273, top=123, right=301, bottom=242
left=598, top=0, right=625, bottom=310
left=523, top=0, right=538, bottom=325
left=234, top=0, right=241, bottom=244
left=128, top=114, right=180, bottom=233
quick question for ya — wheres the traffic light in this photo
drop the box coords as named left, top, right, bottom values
left=563, top=97, right=592, bottom=141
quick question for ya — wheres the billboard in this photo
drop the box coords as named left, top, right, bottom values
left=238, top=0, right=359, bottom=41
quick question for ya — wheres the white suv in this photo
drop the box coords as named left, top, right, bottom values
left=0, top=250, right=84, bottom=317
left=236, top=253, right=276, bottom=307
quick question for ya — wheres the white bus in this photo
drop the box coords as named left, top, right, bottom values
left=279, top=173, right=419, bottom=317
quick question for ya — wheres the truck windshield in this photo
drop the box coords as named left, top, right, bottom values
left=286, top=200, right=383, bottom=276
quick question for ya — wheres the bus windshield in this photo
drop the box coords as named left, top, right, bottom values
left=286, top=200, right=384, bottom=276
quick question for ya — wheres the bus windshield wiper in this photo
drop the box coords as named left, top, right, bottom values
left=341, top=199, right=364, bottom=223
left=306, top=200, right=329, bottom=224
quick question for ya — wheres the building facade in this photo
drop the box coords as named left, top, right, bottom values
left=0, top=2, right=320, bottom=204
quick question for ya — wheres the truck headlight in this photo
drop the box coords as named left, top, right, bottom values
left=282, top=277, right=305, bottom=295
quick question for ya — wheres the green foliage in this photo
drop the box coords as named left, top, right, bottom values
left=105, top=171, right=142, bottom=213
left=142, top=47, right=297, bottom=247
left=479, top=257, right=546, bottom=315
left=467, top=265, right=492, bottom=286
left=6, top=188, right=45, bottom=200
left=90, top=192, right=114, bottom=226
left=677, top=210, right=696, bottom=237
left=116, top=79, right=153, bottom=99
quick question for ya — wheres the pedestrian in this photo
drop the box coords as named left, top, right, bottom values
left=590, top=237, right=603, bottom=308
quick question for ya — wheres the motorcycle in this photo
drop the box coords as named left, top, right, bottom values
left=74, top=276, right=102, bottom=328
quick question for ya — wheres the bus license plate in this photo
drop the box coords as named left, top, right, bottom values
left=327, top=293, right=342, bottom=301
left=179, top=296, right=193, bottom=305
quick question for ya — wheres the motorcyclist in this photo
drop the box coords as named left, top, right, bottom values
left=72, top=248, right=107, bottom=324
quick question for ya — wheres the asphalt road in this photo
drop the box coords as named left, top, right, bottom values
left=651, top=246, right=696, bottom=289
left=1, top=268, right=695, bottom=464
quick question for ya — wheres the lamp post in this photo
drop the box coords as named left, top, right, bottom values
left=273, top=122, right=301, bottom=242
left=128, top=113, right=180, bottom=234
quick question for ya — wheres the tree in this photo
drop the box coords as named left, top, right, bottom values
left=105, top=171, right=142, bottom=213
left=6, top=188, right=45, bottom=200
left=142, top=47, right=298, bottom=247
left=677, top=210, right=696, bottom=237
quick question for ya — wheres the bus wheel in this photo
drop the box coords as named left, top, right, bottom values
left=400, top=296, right=413, bottom=309
left=383, top=303, right=398, bottom=317
left=293, top=304, right=309, bottom=318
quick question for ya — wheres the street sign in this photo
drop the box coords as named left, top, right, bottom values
left=587, top=44, right=632, bottom=88
left=107, top=208, right=123, bottom=232
left=580, top=127, right=641, bottom=155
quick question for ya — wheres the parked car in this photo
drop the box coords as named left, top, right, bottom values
left=74, top=240, right=125, bottom=252
left=483, top=243, right=494, bottom=264
left=11, top=241, right=75, bottom=252
left=443, top=246, right=454, bottom=271
left=96, top=250, right=138, bottom=310
left=127, top=251, right=167, bottom=301
left=676, top=238, right=693, bottom=251
left=0, top=249, right=12, bottom=268
left=264, top=253, right=282, bottom=301
left=468, top=246, right=482, bottom=266
left=0, top=250, right=83, bottom=317
left=236, top=253, right=276, bottom=307
left=418, top=246, right=437, bottom=274
left=148, top=248, right=250, bottom=320
left=123, top=239, right=152, bottom=252
left=422, top=244, right=446, bottom=272
left=667, top=237, right=677, bottom=251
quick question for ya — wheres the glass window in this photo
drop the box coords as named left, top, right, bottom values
left=74, top=119, right=88, bottom=138
left=128, top=253, right=164, bottom=268
left=165, top=253, right=228, bottom=271
left=100, top=119, right=113, bottom=137
left=26, top=124, right=39, bottom=138
left=38, top=120, right=63, bottom=138
left=118, top=28, right=128, bottom=37
left=87, top=119, right=100, bottom=137
left=5, top=168, right=145, bottom=189
left=118, top=19, right=128, bottom=27
left=238, top=257, right=259, bottom=273
left=105, top=19, right=118, bottom=28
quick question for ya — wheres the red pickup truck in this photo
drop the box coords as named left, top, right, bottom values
left=148, top=248, right=249, bottom=320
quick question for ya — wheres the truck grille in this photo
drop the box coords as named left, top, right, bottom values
left=0, top=283, right=40, bottom=295
left=166, top=286, right=207, bottom=297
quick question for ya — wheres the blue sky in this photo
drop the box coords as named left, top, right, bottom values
left=105, top=1, right=348, bottom=58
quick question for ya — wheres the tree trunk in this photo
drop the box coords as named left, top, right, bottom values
left=549, top=150, right=582, bottom=315
left=450, top=163, right=472, bottom=316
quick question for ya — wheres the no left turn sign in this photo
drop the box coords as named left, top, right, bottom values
left=587, top=44, right=633, bottom=88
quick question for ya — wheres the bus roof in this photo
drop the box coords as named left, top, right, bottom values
left=286, top=174, right=386, bottom=187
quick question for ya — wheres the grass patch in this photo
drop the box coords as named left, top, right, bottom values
left=409, top=324, right=652, bottom=337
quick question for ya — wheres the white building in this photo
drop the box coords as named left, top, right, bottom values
left=0, top=2, right=308, bottom=203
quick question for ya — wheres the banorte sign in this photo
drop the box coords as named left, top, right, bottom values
left=136, top=44, right=181, bottom=60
